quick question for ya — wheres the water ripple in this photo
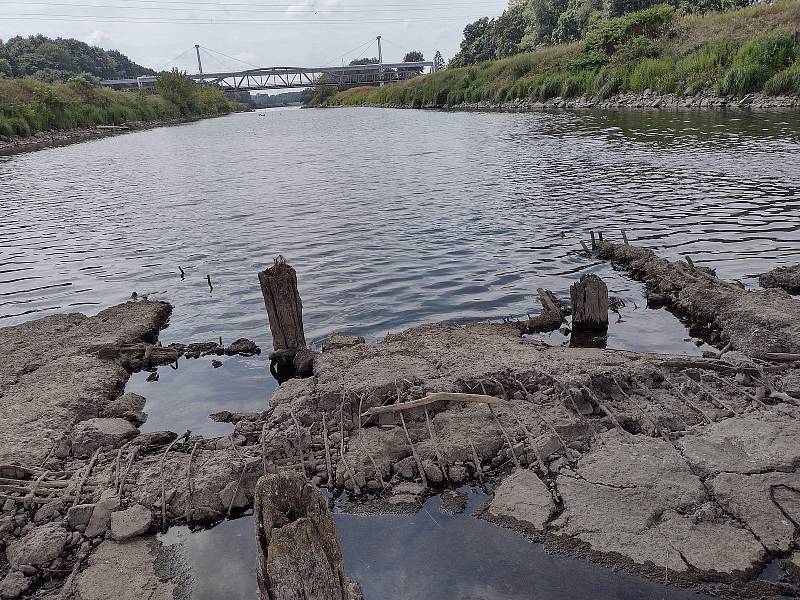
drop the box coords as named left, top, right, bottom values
left=0, top=107, right=798, bottom=360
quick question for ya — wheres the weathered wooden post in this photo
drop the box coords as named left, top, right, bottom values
left=570, top=274, right=609, bottom=348
left=258, top=257, right=315, bottom=382
left=254, top=472, right=362, bottom=600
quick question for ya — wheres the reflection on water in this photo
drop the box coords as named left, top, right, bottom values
left=1, top=107, right=799, bottom=432
left=161, top=490, right=711, bottom=600
left=125, top=355, right=272, bottom=436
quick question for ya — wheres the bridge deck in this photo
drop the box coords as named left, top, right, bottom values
left=101, top=62, right=434, bottom=91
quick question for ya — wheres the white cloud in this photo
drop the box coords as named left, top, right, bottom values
left=83, top=30, right=115, bottom=50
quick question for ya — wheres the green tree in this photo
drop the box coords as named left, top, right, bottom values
left=0, top=35, right=154, bottom=82
left=495, top=4, right=528, bottom=57
left=522, top=0, right=569, bottom=48
left=305, top=74, right=339, bottom=106
left=449, top=6, right=527, bottom=67
left=349, top=57, right=379, bottom=65
left=433, top=51, right=446, bottom=71
left=402, top=51, right=426, bottom=73
left=449, top=17, right=494, bottom=67
left=0, top=58, right=12, bottom=78
left=552, top=0, right=605, bottom=43
left=156, top=69, right=197, bottom=116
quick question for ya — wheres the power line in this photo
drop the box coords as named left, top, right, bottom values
left=1, top=12, right=486, bottom=24
left=6, top=1, right=501, bottom=12
left=0, top=0, right=501, bottom=7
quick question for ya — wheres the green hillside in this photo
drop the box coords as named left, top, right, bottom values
left=326, top=0, right=800, bottom=107
left=0, top=35, right=154, bottom=83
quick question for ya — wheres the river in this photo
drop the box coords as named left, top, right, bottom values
left=1, top=107, right=799, bottom=599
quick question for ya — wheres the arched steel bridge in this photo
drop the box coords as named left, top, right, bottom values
left=189, top=62, right=434, bottom=91
left=101, top=62, right=434, bottom=92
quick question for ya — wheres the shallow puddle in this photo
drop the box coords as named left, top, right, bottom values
left=161, top=490, right=711, bottom=600
left=126, top=354, right=275, bottom=437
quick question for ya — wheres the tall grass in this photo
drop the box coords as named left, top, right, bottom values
left=324, top=0, right=800, bottom=108
left=764, top=63, right=800, bottom=95
left=718, top=31, right=799, bottom=95
left=629, top=58, right=677, bottom=93
left=674, top=47, right=722, bottom=93
left=0, top=74, right=234, bottom=140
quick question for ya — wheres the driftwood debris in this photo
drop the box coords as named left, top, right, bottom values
left=570, top=274, right=609, bottom=331
left=254, top=472, right=362, bottom=600
left=516, top=288, right=569, bottom=334
left=361, top=392, right=510, bottom=418
left=258, top=257, right=315, bottom=383
left=95, top=344, right=179, bottom=368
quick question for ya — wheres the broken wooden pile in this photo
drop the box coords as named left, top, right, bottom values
left=592, top=235, right=800, bottom=357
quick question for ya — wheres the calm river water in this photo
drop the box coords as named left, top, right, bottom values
left=2, top=107, right=799, bottom=599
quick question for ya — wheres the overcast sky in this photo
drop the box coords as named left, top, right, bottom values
left=0, top=1, right=508, bottom=72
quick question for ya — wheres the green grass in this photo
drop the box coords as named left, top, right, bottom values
left=0, top=73, right=235, bottom=140
left=764, top=63, right=800, bottom=95
left=629, top=58, right=678, bottom=93
left=324, top=0, right=800, bottom=108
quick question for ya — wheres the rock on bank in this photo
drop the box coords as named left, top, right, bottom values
left=0, top=300, right=172, bottom=465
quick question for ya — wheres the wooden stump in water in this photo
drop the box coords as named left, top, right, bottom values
left=570, top=274, right=609, bottom=331
left=254, top=472, right=362, bottom=600
left=258, top=257, right=315, bottom=383
left=258, top=257, right=307, bottom=351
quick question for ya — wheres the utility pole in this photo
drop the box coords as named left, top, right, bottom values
left=194, top=44, right=203, bottom=75
left=377, top=35, right=383, bottom=86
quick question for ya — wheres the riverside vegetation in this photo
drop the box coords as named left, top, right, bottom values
left=0, top=71, right=235, bottom=141
left=324, top=0, right=800, bottom=108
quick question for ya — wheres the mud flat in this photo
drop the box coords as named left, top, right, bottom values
left=1, top=242, right=800, bottom=599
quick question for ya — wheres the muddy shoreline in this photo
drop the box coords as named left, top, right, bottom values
left=0, top=112, right=240, bottom=157
left=1, top=240, right=799, bottom=599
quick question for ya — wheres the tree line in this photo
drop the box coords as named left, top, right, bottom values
left=0, top=35, right=155, bottom=82
left=449, top=0, right=754, bottom=67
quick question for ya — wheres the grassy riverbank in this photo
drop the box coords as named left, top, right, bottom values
left=328, top=1, right=800, bottom=108
left=0, top=71, right=235, bottom=139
